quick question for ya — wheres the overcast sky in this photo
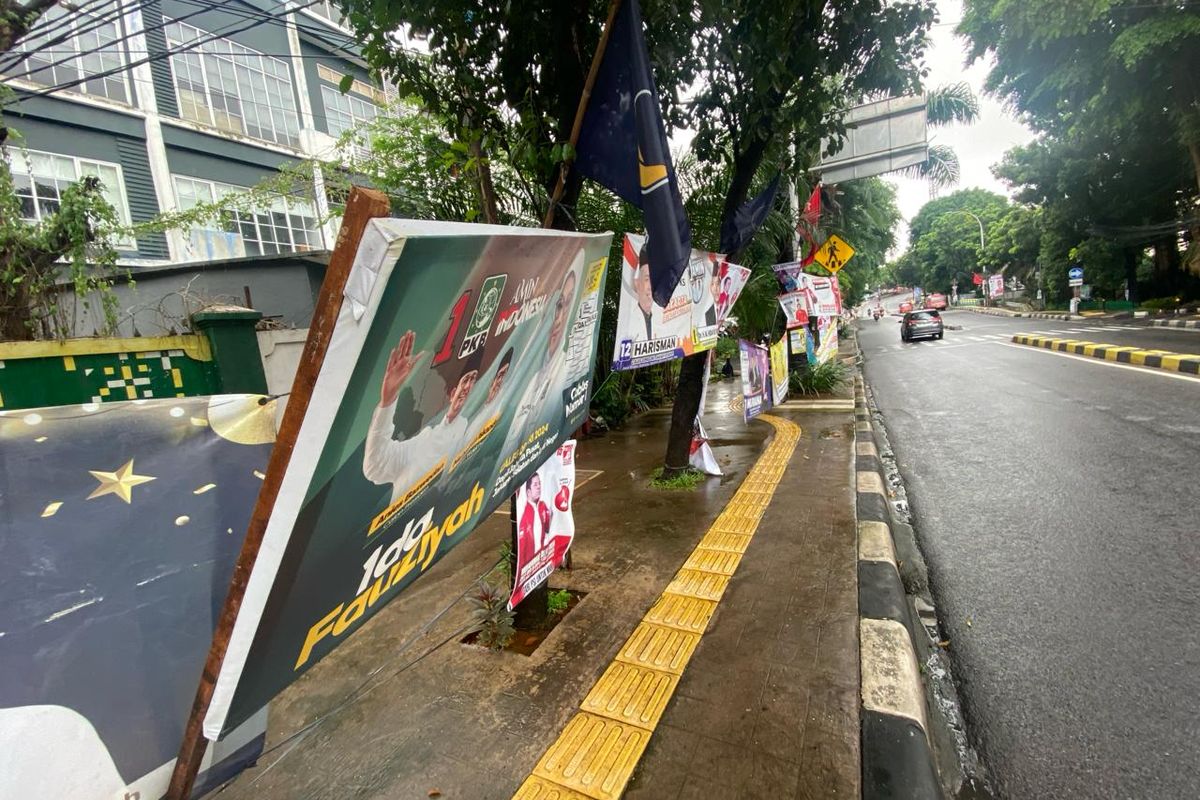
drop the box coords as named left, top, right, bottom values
left=885, top=0, right=1036, bottom=251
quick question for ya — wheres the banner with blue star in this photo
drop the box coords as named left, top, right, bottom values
left=0, top=395, right=276, bottom=800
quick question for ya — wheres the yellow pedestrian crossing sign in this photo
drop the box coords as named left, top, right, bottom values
left=814, top=234, right=855, bottom=274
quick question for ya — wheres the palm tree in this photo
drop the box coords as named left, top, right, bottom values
left=900, top=82, right=981, bottom=195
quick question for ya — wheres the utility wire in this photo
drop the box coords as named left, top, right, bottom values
left=2, top=0, right=328, bottom=106
left=0, top=0, right=130, bottom=73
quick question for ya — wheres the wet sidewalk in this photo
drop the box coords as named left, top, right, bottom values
left=621, top=407, right=859, bottom=800
left=215, top=378, right=859, bottom=800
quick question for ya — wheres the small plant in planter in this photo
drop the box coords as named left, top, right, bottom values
left=466, top=580, right=515, bottom=650
left=546, top=588, right=571, bottom=616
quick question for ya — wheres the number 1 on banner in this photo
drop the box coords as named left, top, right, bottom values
left=431, top=290, right=471, bottom=366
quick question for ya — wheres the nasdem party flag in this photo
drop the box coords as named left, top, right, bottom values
left=720, top=173, right=780, bottom=256
left=575, top=0, right=690, bottom=308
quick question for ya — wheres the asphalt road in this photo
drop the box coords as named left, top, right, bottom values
left=858, top=306, right=1200, bottom=799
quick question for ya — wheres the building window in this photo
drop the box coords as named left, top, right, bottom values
left=8, top=0, right=130, bottom=104
left=316, top=64, right=401, bottom=158
left=305, top=1, right=350, bottom=29
left=10, top=149, right=134, bottom=246
left=173, top=176, right=322, bottom=256
left=165, top=21, right=301, bottom=148
left=320, top=85, right=380, bottom=156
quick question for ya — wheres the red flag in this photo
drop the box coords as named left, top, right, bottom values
left=798, top=184, right=822, bottom=265
left=801, top=184, right=821, bottom=227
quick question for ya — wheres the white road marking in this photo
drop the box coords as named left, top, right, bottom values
left=997, top=342, right=1200, bottom=383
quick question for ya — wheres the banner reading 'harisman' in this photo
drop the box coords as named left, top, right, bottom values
left=204, top=221, right=612, bottom=739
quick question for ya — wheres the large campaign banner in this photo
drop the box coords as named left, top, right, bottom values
left=612, top=233, right=726, bottom=370
left=770, top=338, right=789, bottom=405
left=0, top=396, right=275, bottom=800
left=509, top=440, right=577, bottom=610
left=204, top=220, right=613, bottom=738
left=738, top=340, right=771, bottom=422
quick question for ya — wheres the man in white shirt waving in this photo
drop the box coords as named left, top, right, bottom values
left=363, top=329, right=481, bottom=502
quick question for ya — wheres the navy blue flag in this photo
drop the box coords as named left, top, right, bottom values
left=574, top=0, right=691, bottom=308
left=720, top=173, right=781, bottom=255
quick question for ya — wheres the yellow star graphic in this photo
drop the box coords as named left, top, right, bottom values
left=87, top=459, right=156, bottom=504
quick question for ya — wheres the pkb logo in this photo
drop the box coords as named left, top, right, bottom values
left=459, top=274, right=507, bottom=359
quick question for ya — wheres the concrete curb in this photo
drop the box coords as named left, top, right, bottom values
left=854, top=374, right=941, bottom=800
left=966, top=307, right=1075, bottom=321
left=1151, top=319, right=1200, bottom=330
left=1011, top=333, right=1200, bottom=376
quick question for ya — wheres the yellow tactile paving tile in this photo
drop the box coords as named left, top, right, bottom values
left=615, top=621, right=702, bottom=674
left=682, top=547, right=742, bottom=576
left=665, top=568, right=731, bottom=602
left=642, top=592, right=719, bottom=634
left=514, top=414, right=804, bottom=800
left=531, top=712, right=652, bottom=800
left=513, top=775, right=596, bottom=800
left=697, top=530, right=754, bottom=553
left=581, top=660, right=679, bottom=729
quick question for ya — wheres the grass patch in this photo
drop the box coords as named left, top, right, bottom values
left=649, top=466, right=705, bottom=490
left=789, top=360, right=848, bottom=396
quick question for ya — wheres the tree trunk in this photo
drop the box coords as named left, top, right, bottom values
left=662, top=351, right=708, bottom=476
left=661, top=137, right=769, bottom=473
left=1123, top=247, right=1139, bottom=305
left=469, top=137, right=500, bottom=225
left=1189, top=140, right=1200, bottom=198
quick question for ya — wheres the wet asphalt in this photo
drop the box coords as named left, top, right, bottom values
left=858, top=307, right=1200, bottom=799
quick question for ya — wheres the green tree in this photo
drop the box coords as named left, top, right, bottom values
left=2, top=0, right=132, bottom=341
left=334, top=0, right=701, bottom=228
left=960, top=0, right=1200, bottom=279
left=658, top=0, right=936, bottom=473
left=905, top=188, right=1009, bottom=291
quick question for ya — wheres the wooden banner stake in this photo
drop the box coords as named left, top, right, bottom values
left=542, top=0, right=623, bottom=229
left=166, top=186, right=391, bottom=800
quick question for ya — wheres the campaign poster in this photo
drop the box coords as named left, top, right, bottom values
left=809, top=275, right=840, bottom=316
left=612, top=233, right=724, bottom=370
left=816, top=315, right=839, bottom=364
left=770, top=338, right=789, bottom=405
left=738, top=340, right=771, bottom=422
left=988, top=274, right=1004, bottom=297
left=509, top=440, right=577, bottom=610
left=0, top=396, right=275, bottom=800
left=714, top=262, right=752, bottom=327
left=203, top=220, right=612, bottom=738
left=689, top=353, right=722, bottom=476
left=778, top=291, right=810, bottom=329
left=688, top=264, right=749, bottom=477
left=772, top=261, right=807, bottom=292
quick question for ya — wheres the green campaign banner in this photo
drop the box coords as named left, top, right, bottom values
left=205, top=221, right=612, bottom=737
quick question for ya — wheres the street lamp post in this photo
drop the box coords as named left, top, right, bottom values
left=958, top=210, right=987, bottom=305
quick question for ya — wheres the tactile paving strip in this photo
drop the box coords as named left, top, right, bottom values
left=515, top=415, right=802, bottom=799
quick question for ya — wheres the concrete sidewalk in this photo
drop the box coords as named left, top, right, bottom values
left=214, top=378, right=860, bottom=800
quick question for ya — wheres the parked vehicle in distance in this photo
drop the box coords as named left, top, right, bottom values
left=898, top=300, right=914, bottom=314
left=901, top=309, right=944, bottom=342
left=924, top=292, right=948, bottom=310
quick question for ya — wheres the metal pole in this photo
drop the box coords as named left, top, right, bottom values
left=541, top=0, right=624, bottom=228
